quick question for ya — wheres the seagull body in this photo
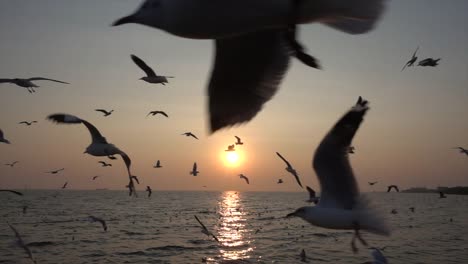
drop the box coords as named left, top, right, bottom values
left=131, top=54, right=174, bottom=85
left=0, top=77, right=69, bottom=93
left=239, top=174, right=250, bottom=184
left=18, top=121, right=38, bottom=126
left=306, top=186, right=319, bottom=204
left=0, top=129, right=11, bottom=144
left=387, top=185, right=399, bottom=192
left=287, top=97, right=389, bottom=253
left=147, top=110, right=168, bottom=117
left=225, top=144, right=235, bottom=152
left=418, top=58, right=440, bottom=67
left=235, top=136, right=244, bottom=145
left=401, top=46, right=419, bottom=71
left=5, top=161, right=19, bottom=167
left=113, top=0, right=387, bottom=133
left=300, top=249, right=307, bottom=262
left=98, top=161, right=112, bottom=167
left=190, top=162, right=199, bottom=176
left=95, top=109, right=114, bottom=116
left=154, top=160, right=162, bottom=168
left=194, top=215, right=219, bottom=242
left=276, top=152, right=303, bottom=188
left=45, top=168, right=65, bottom=174
left=8, top=223, right=37, bottom=264
left=88, top=216, right=108, bottom=232
left=182, top=132, right=199, bottom=140
left=146, top=186, right=152, bottom=197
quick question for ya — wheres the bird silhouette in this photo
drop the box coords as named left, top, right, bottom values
left=239, top=174, right=250, bottom=184
left=182, top=132, right=199, bottom=140
left=147, top=111, right=169, bottom=117
left=0, top=77, right=69, bottom=93
left=276, top=152, right=303, bottom=188
left=95, top=109, right=114, bottom=116
left=18, top=121, right=38, bottom=126
left=387, top=185, right=399, bottom=192
left=234, top=136, right=244, bottom=145
left=190, top=162, right=199, bottom=176
left=401, top=46, right=419, bottom=71
left=131, top=54, right=174, bottom=85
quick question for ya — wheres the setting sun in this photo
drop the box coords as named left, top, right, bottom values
left=226, top=152, right=239, bottom=165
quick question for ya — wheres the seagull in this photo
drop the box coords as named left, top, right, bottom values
left=88, top=216, right=107, bottom=232
left=234, top=136, right=244, bottom=145
left=0, top=77, right=69, bottom=93
left=277, top=179, right=283, bottom=184
left=239, top=174, right=250, bottom=184
left=439, top=191, right=447, bottom=199
left=92, top=176, right=100, bottom=180
left=276, top=152, right=303, bottom=188
left=454, top=147, right=468, bottom=156
left=95, top=109, right=114, bottom=116
left=0, top=190, right=23, bottom=196
left=0, top=129, right=11, bottom=144
left=47, top=113, right=136, bottom=196
left=153, top=160, right=162, bottom=168
left=362, top=248, right=388, bottom=264
left=147, top=110, right=169, bottom=117
left=300, top=249, right=307, bottom=262
left=131, top=175, right=140, bottom=185
left=113, top=0, right=387, bottom=133
left=286, top=97, right=389, bottom=253
left=418, top=58, right=440, bottom=67
left=7, top=223, right=37, bottom=264
left=390, top=209, right=397, bottom=214
left=182, top=132, right=199, bottom=140
left=98, top=161, right=112, bottom=167
left=130, top=54, right=174, bottom=85
left=45, top=168, right=65, bottom=174
left=225, top=144, right=235, bottom=152
left=190, top=162, right=199, bottom=176
left=387, top=185, right=399, bottom=192
left=401, top=46, right=419, bottom=71
left=146, top=186, right=152, bottom=197
left=194, top=215, right=219, bottom=242
left=368, top=182, right=378, bottom=186
left=5, top=161, right=19, bottom=167
left=61, top=182, right=68, bottom=189
left=409, top=207, right=415, bottom=213
left=18, top=121, right=38, bottom=126
left=306, top=186, right=319, bottom=204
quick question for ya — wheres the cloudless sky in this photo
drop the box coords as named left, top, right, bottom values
left=1, top=0, right=467, bottom=192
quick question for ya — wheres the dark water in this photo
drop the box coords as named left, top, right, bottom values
left=1, top=190, right=467, bottom=263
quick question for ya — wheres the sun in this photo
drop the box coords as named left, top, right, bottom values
left=225, top=152, right=239, bottom=167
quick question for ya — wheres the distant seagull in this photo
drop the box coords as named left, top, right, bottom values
left=95, top=109, right=114, bottom=116
left=113, top=0, right=387, bottom=133
left=190, top=162, right=199, bottom=176
left=454, top=147, right=468, bottom=156
left=47, top=113, right=136, bottom=196
left=418, top=58, right=440, bottom=67
left=362, top=248, right=388, bottom=264
left=153, top=160, right=162, bottom=168
left=234, top=136, right=244, bottom=145
left=194, top=215, right=219, bottom=242
left=225, top=144, right=235, bottom=152
left=277, top=179, right=283, bottom=184
left=0, top=129, right=11, bottom=144
left=61, top=182, right=68, bottom=189
left=147, top=110, right=168, bottom=118
left=390, top=209, right=397, bottom=214
left=305, top=186, right=319, bottom=204
left=439, top=191, right=447, bottom=199
left=130, top=54, right=174, bottom=85
left=18, top=121, right=38, bottom=126
left=146, top=186, right=152, bottom=197
left=348, top=146, right=355, bottom=154
left=409, top=207, right=415, bottom=213
left=7, top=223, right=37, bottom=264
left=276, top=152, right=303, bottom=188
left=88, top=216, right=107, bottom=232
left=300, top=249, right=307, bottom=262
left=45, top=168, right=65, bottom=174
left=239, top=174, right=250, bottom=184
left=368, top=182, right=378, bottom=186
left=0, top=77, right=69, bottom=93
left=0, top=190, right=23, bottom=196
left=401, top=46, right=419, bottom=71
left=92, top=176, right=100, bottom=180
left=5, top=161, right=19, bottom=167
left=182, top=132, right=199, bottom=140
left=387, top=185, right=399, bottom=192
left=286, top=97, right=389, bottom=253
left=98, top=161, right=112, bottom=167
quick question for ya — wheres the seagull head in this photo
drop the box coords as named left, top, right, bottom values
left=112, top=0, right=165, bottom=28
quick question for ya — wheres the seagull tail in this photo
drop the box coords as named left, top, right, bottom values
left=355, top=195, right=390, bottom=236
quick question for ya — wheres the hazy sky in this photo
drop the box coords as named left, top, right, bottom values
left=1, top=0, right=467, bottom=192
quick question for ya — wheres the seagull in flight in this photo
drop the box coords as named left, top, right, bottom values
left=305, top=186, right=319, bottom=204
left=454, top=147, right=468, bottom=156
left=95, top=109, right=114, bottom=117
left=0, top=129, right=11, bottom=144
left=113, top=0, right=387, bottom=133
left=0, top=190, right=23, bottom=196
left=194, top=215, right=219, bottom=242
left=45, top=168, right=65, bottom=174
left=368, top=181, right=378, bottom=186
left=153, top=160, right=162, bottom=168
left=277, top=179, right=283, bottom=184
left=5, top=161, right=19, bottom=167
left=182, top=132, right=199, bottom=140
left=276, top=152, right=302, bottom=188
left=98, top=161, right=112, bottom=167
left=88, top=216, right=108, bottom=232
left=0, top=77, right=69, bottom=93
left=286, top=97, right=389, bottom=253
left=418, top=58, right=440, bottom=67
left=190, top=162, right=199, bottom=176
left=47, top=113, right=136, bottom=196
left=439, top=191, right=447, bottom=199
left=146, top=186, right=152, bottom=197
left=234, top=136, right=244, bottom=145
left=7, top=223, right=37, bottom=264
left=401, top=46, right=419, bottom=71
left=130, top=54, right=174, bottom=85
left=239, top=174, right=250, bottom=184
left=92, top=176, right=100, bottom=180
left=387, top=185, right=399, bottom=192
left=147, top=110, right=168, bottom=118
left=61, top=182, right=68, bottom=189
left=18, top=121, right=38, bottom=126
left=225, top=144, right=235, bottom=152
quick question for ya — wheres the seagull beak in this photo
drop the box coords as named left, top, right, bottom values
left=112, top=14, right=136, bottom=26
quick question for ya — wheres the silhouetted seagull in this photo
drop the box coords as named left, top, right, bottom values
left=286, top=97, right=389, bottom=253
left=306, top=186, right=319, bottom=204
left=439, top=191, right=447, bottom=199
left=401, top=46, right=419, bottom=71
left=18, top=121, right=38, bottom=126
left=47, top=113, right=136, bottom=196
left=454, top=147, right=468, bottom=156
left=146, top=186, right=152, bottom=197
left=276, top=152, right=303, bottom=188
left=147, top=110, right=169, bottom=117
left=0, top=190, right=23, bottom=196
left=88, top=216, right=107, bottom=232
left=362, top=248, right=388, bottom=264
left=277, top=179, right=283, bottom=184
left=61, top=182, right=68, bottom=189
left=418, top=58, right=440, bottom=67
left=0, top=77, right=69, bottom=93
left=0, top=129, right=11, bottom=144
left=7, top=223, right=37, bottom=264
left=45, top=168, right=65, bottom=174
left=409, top=207, right=415, bottom=213
left=130, top=54, right=174, bottom=85
left=92, top=176, right=99, bottom=180
left=368, top=181, right=378, bottom=186
left=190, top=162, right=199, bottom=176
left=131, top=175, right=140, bottom=185
left=5, top=161, right=19, bottom=167
left=98, top=161, right=112, bottom=167
left=300, top=249, right=307, bottom=262
left=113, top=0, right=387, bottom=133
left=348, top=146, right=356, bottom=154
left=225, top=144, right=235, bottom=152
left=153, top=160, right=162, bottom=168
left=194, top=215, right=219, bottom=242
left=387, top=185, right=399, bottom=192
left=95, top=109, right=114, bottom=116
left=235, top=136, right=244, bottom=145
left=182, top=132, right=199, bottom=140
left=239, top=174, right=250, bottom=184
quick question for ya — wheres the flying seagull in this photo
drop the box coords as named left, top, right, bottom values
left=194, top=215, right=219, bottom=242
left=190, top=162, right=199, bottom=176
left=47, top=113, right=136, bottom=196
left=92, top=176, right=99, bottom=180
left=286, top=97, right=389, bottom=253
left=305, top=186, right=319, bottom=204
left=113, top=0, right=387, bottom=133
left=0, top=77, right=69, bottom=93
left=225, top=144, right=235, bottom=152
left=7, top=223, right=37, bottom=264
left=153, top=160, right=162, bottom=168
left=387, top=185, right=399, bottom=192
left=439, top=191, right=447, bottom=199
left=239, top=174, right=250, bottom=184
left=362, top=248, right=388, bottom=264
left=418, top=58, right=440, bottom=67
left=95, top=109, right=114, bottom=116
left=0, top=190, right=23, bottom=196
left=401, top=46, right=419, bottom=71
left=18, top=121, right=38, bottom=126
left=182, top=132, right=199, bottom=140
left=234, top=136, right=244, bottom=145
left=0, top=129, right=11, bottom=144
left=277, top=179, right=283, bottom=184
left=61, top=182, right=68, bottom=189
left=130, top=54, right=174, bottom=85
left=88, top=216, right=107, bottom=232
left=368, top=181, right=378, bottom=186
left=147, top=110, right=169, bottom=117
left=98, top=161, right=112, bottom=167
left=5, top=161, right=19, bottom=167
left=276, top=152, right=303, bottom=188
left=409, top=207, right=415, bottom=213
left=146, top=186, right=152, bottom=197
left=45, top=168, right=65, bottom=174
left=454, top=147, right=468, bottom=156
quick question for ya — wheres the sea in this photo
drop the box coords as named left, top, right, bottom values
left=1, top=190, right=467, bottom=264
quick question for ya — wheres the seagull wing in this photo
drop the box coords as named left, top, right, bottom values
left=28, top=77, right=69, bottom=84
left=47, top=114, right=108, bottom=144
left=159, top=111, right=169, bottom=117
left=276, top=152, right=292, bottom=169
left=0, top=190, right=24, bottom=196
left=240, top=175, right=249, bottom=184
left=208, top=30, right=291, bottom=132
left=95, top=109, right=109, bottom=115
left=235, top=136, right=241, bottom=143
left=18, top=121, right=28, bottom=125
left=412, top=46, right=419, bottom=59
left=190, top=133, right=199, bottom=140
left=119, top=152, right=132, bottom=177
left=306, top=186, right=316, bottom=200
left=313, top=97, right=369, bottom=210
left=194, top=215, right=208, bottom=230
left=131, top=54, right=157, bottom=77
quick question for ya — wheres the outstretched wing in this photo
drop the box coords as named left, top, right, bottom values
left=276, top=152, right=292, bottom=168
left=47, top=113, right=108, bottom=144
left=194, top=215, right=207, bottom=230
left=131, top=54, right=156, bottom=77
left=28, top=77, right=69, bottom=84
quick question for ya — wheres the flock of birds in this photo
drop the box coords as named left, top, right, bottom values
left=0, top=0, right=464, bottom=263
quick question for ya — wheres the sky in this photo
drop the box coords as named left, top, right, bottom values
left=0, top=0, right=467, bottom=192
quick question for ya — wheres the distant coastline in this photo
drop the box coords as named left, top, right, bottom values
left=402, top=186, right=468, bottom=195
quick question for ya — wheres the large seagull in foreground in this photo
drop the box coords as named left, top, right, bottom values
left=113, top=0, right=387, bottom=133
left=287, top=97, right=389, bottom=253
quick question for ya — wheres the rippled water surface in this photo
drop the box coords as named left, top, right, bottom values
left=1, top=190, right=467, bottom=263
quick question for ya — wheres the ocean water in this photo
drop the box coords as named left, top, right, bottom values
left=1, top=190, right=467, bottom=264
